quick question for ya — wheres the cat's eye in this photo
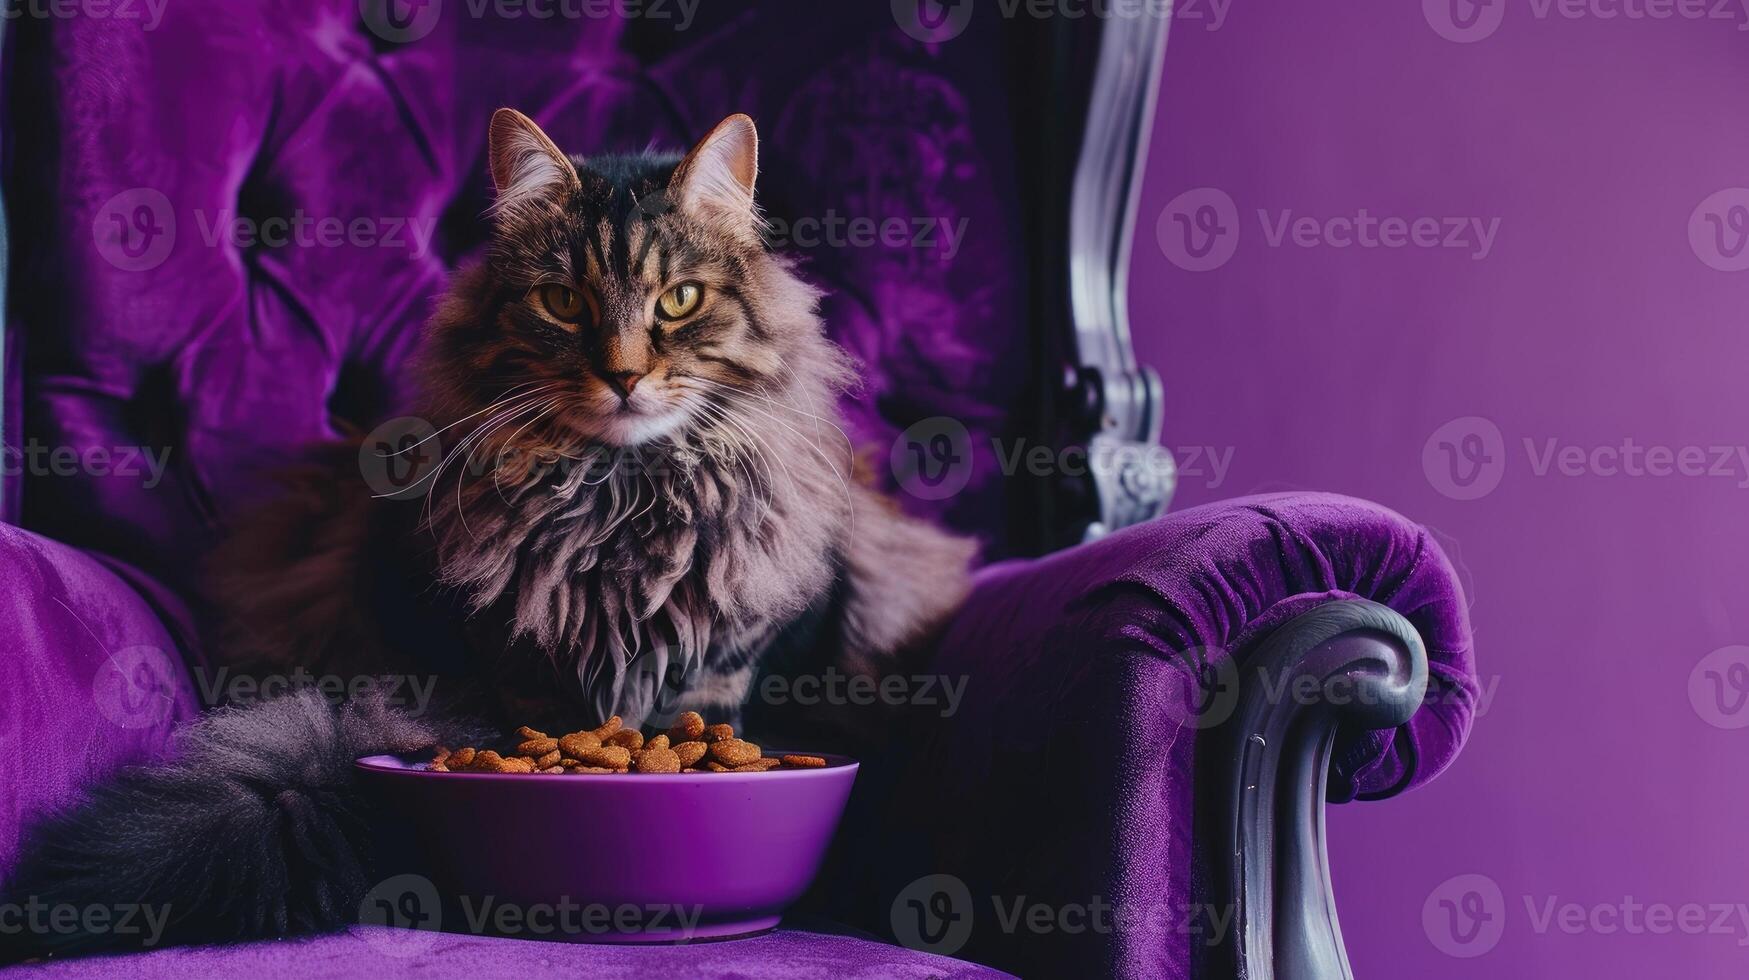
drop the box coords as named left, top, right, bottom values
left=656, top=282, right=704, bottom=320
left=535, top=283, right=591, bottom=325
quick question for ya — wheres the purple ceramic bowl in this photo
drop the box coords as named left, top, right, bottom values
left=356, top=752, right=858, bottom=943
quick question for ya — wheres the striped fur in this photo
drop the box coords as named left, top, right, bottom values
left=217, top=112, right=976, bottom=730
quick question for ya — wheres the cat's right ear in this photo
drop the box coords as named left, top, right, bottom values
left=488, top=108, right=580, bottom=212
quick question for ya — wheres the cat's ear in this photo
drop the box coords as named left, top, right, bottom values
left=671, top=114, right=759, bottom=236
left=487, top=108, right=580, bottom=211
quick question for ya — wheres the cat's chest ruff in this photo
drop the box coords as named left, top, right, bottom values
left=510, top=450, right=779, bottom=616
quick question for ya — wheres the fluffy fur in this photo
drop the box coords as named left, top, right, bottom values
left=0, top=689, right=483, bottom=959
left=217, top=110, right=975, bottom=727
left=2, top=111, right=975, bottom=955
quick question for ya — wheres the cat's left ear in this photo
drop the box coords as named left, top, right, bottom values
left=671, top=114, right=760, bottom=238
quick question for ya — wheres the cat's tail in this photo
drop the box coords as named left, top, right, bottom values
left=0, top=687, right=477, bottom=960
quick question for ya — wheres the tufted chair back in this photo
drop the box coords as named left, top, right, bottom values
left=2, top=1, right=1044, bottom=603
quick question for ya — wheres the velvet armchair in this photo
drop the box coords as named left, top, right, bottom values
left=0, top=2, right=1478, bottom=977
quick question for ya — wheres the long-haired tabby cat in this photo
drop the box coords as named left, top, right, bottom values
left=0, top=111, right=974, bottom=957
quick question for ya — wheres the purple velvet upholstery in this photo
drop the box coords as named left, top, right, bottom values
left=2, top=925, right=1012, bottom=979
left=0, top=3, right=1480, bottom=978
left=0, top=524, right=197, bottom=883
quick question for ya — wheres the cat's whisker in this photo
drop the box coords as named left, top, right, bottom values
left=426, top=396, right=552, bottom=537
left=689, top=398, right=780, bottom=522
left=492, top=396, right=568, bottom=506
left=686, top=397, right=760, bottom=486
left=459, top=400, right=564, bottom=539
left=752, top=379, right=855, bottom=461
left=421, top=401, right=524, bottom=525
left=440, top=411, right=521, bottom=539
left=685, top=374, right=856, bottom=469
left=717, top=400, right=802, bottom=521
left=752, top=376, right=822, bottom=445
left=705, top=405, right=790, bottom=525
left=376, top=381, right=556, bottom=458
left=716, top=396, right=854, bottom=520
left=372, top=384, right=559, bottom=504
left=374, top=383, right=552, bottom=504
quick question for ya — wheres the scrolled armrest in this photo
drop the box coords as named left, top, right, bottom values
left=1201, top=598, right=1429, bottom=980
left=832, top=492, right=1476, bottom=978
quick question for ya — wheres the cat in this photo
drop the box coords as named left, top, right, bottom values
left=214, top=108, right=976, bottom=732
left=0, top=111, right=975, bottom=958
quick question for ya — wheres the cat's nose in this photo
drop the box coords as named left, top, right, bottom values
left=606, top=371, right=646, bottom=399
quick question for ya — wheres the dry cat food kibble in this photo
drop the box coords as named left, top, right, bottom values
left=429, top=712, right=829, bottom=775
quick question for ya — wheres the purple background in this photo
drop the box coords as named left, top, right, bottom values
left=1133, top=1, right=1749, bottom=976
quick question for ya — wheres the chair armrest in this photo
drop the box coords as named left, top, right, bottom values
left=1201, top=598, right=1428, bottom=980
left=834, top=492, right=1476, bottom=978
left=0, top=523, right=198, bottom=878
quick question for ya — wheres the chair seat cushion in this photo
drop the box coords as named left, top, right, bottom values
left=0, top=523, right=198, bottom=880
left=3, top=926, right=1012, bottom=980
